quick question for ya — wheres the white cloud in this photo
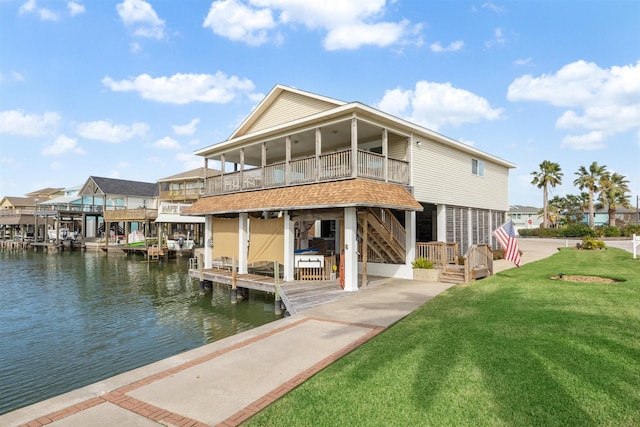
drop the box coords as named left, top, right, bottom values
left=102, top=72, right=257, bottom=104
left=561, top=131, right=606, bottom=151
left=176, top=152, right=204, bottom=170
left=507, top=60, right=640, bottom=150
left=173, top=118, right=200, bottom=135
left=514, top=57, right=532, bottom=66
left=485, top=27, right=506, bottom=48
left=203, top=0, right=275, bottom=46
left=116, top=0, right=165, bottom=39
left=202, top=0, right=422, bottom=50
left=19, top=0, right=59, bottom=21
left=376, top=81, right=503, bottom=131
left=67, top=1, right=85, bottom=16
left=482, top=2, right=505, bottom=14
left=42, top=135, right=86, bottom=156
left=153, top=136, right=181, bottom=150
left=0, top=71, right=25, bottom=82
left=75, top=120, right=149, bottom=143
left=429, top=40, right=464, bottom=53
left=0, top=110, right=60, bottom=136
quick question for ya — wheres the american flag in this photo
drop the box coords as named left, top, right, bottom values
left=492, top=219, right=521, bottom=267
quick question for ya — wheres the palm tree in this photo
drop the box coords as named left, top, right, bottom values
left=531, top=160, right=563, bottom=228
left=597, top=172, right=632, bottom=226
left=547, top=195, right=565, bottom=227
left=573, top=162, right=608, bottom=228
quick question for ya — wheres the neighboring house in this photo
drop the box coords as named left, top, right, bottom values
left=0, top=196, right=38, bottom=239
left=25, top=188, right=64, bottom=200
left=77, top=176, right=159, bottom=242
left=156, top=167, right=220, bottom=246
left=185, top=85, right=516, bottom=291
left=582, top=207, right=639, bottom=227
left=508, top=205, right=542, bottom=234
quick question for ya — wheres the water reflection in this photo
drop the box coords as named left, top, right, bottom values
left=0, top=250, right=277, bottom=414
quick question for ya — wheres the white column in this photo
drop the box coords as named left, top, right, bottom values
left=351, top=116, right=358, bottom=178
left=343, top=207, right=358, bottom=292
left=382, top=128, right=388, bottom=182
left=467, top=208, right=473, bottom=248
left=405, top=210, right=416, bottom=268
left=315, top=128, right=321, bottom=182
left=238, top=213, right=248, bottom=274
left=204, top=215, right=213, bottom=268
left=283, top=211, right=295, bottom=281
left=437, top=204, right=447, bottom=242
left=314, top=220, right=321, bottom=238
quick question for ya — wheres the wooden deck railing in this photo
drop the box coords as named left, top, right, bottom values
left=204, top=148, right=409, bottom=195
left=415, top=242, right=459, bottom=267
left=462, top=244, right=493, bottom=282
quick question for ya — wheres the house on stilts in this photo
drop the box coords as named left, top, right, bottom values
left=184, top=84, right=516, bottom=298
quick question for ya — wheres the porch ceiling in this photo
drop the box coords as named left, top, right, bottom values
left=184, top=179, right=423, bottom=215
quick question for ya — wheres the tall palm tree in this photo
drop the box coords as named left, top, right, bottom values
left=531, top=160, right=563, bottom=228
left=573, top=162, right=608, bottom=228
left=597, top=172, right=632, bottom=226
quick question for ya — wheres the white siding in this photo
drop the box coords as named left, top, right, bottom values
left=412, top=139, right=509, bottom=211
left=247, top=91, right=338, bottom=134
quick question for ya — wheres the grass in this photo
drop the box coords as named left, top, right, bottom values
left=246, top=247, right=640, bottom=426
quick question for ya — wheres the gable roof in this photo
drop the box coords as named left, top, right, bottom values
left=184, top=179, right=422, bottom=215
left=157, top=167, right=221, bottom=183
left=80, top=176, right=158, bottom=197
left=229, top=84, right=346, bottom=139
left=24, top=188, right=64, bottom=198
left=0, top=196, right=38, bottom=208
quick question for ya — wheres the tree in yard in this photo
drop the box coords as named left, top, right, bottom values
left=547, top=195, right=565, bottom=227
left=597, top=172, right=632, bottom=226
left=531, top=160, right=563, bottom=228
left=573, top=162, right=608, bottom=229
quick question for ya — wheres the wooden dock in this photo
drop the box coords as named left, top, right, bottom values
left=189, top=268, right=349, bottom=315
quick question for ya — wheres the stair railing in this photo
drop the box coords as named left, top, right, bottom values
left=462, top=244, right=493, bottom=282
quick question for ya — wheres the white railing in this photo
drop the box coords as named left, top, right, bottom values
left=203, top=148, right=409, bottom=195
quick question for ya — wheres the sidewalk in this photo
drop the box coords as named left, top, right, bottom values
left=2, top=238, right=581, bottom=427
left=2, top=280, right=456, bottom=427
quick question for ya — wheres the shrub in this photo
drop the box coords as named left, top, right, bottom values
left=492, top=248, right=505, bottom=260
left=578, top=237, right=606, bottom=250
left=411, top=257, right=434, bottom=269
left=517, top=227, right=560, bottom=238
left=559, top=223, right=596, bottom=238
left=599, top=225, right=621, bottom=237
left=621, top=223, right=640, bottom=237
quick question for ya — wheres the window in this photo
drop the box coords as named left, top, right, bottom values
left=472, top=159, right=484, bottom=176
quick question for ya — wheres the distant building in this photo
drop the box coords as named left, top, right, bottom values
left=508, top=205, right=542, bottom=234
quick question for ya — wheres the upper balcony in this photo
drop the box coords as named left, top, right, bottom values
left=205, top=148, right=409, bottom=195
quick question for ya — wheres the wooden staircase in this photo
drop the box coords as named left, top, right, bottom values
left=439, top=266, right=465, bottom=284
left=357, top=208, right=405, bottom=264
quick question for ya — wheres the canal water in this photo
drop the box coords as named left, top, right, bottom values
left=0, top=249, right=279, bottom=415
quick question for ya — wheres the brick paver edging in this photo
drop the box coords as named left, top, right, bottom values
left=19, top=317, right=383, bottom=427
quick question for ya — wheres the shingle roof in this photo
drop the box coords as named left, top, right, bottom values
left=184, top=179, right=423, bottom=215
left=156, top=167, right=221, bottom=182
left=90, top=176, right=158, bottom=197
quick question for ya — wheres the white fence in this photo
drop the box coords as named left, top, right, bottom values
left=634, top=234, right=639, bottom=259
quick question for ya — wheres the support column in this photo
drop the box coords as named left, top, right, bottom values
left=405, top=210, right=416, bottom=270
left=437, top=204, right=447, bottom=242
left=382, top=128, right=388, bottom=182
left=283, top=211, right=294, bottom=281
left=315, top=128, right=321, bottom=182
left=204, top=215, right=213, bottom=269
left=285, top=136, right=291, bottom=185
left=351, top=116, right=358, bottom=178
left=238, top=213, right=248, bottom=274
left=343, top=207, right=358, bottom=292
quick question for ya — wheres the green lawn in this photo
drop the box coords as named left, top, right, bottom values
left=246, top=247, right=640, bottom=426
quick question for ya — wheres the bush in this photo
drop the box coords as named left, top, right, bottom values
left=411, top=257, right=434, bottom=269
left=517, top=227, right=560, bottom=238
left=621, top=223, right=640, bottom=237
left=492, top=248, right=505, bottom=260
left=598, top=225, right=621, bottom=237
left=578, top=237, right=606, bottom=250
left=559, top=223, right=596, bottom=238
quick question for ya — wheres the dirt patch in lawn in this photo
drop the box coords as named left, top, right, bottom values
left=550, top=274, right=621, bottom=283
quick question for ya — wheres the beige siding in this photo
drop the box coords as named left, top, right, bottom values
left=387, top=135, right=407, bottom=160
left=412, top=139, right=510, bottom=210
left=247, top=91, right=338, bottom=134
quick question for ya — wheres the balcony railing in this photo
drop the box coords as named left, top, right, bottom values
left=159, top=188, right=203, bottom=200
left=204, top=148, right=409, bottom=196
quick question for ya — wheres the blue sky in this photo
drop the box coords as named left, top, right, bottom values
left=1, top=0, right=639, bottom=208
